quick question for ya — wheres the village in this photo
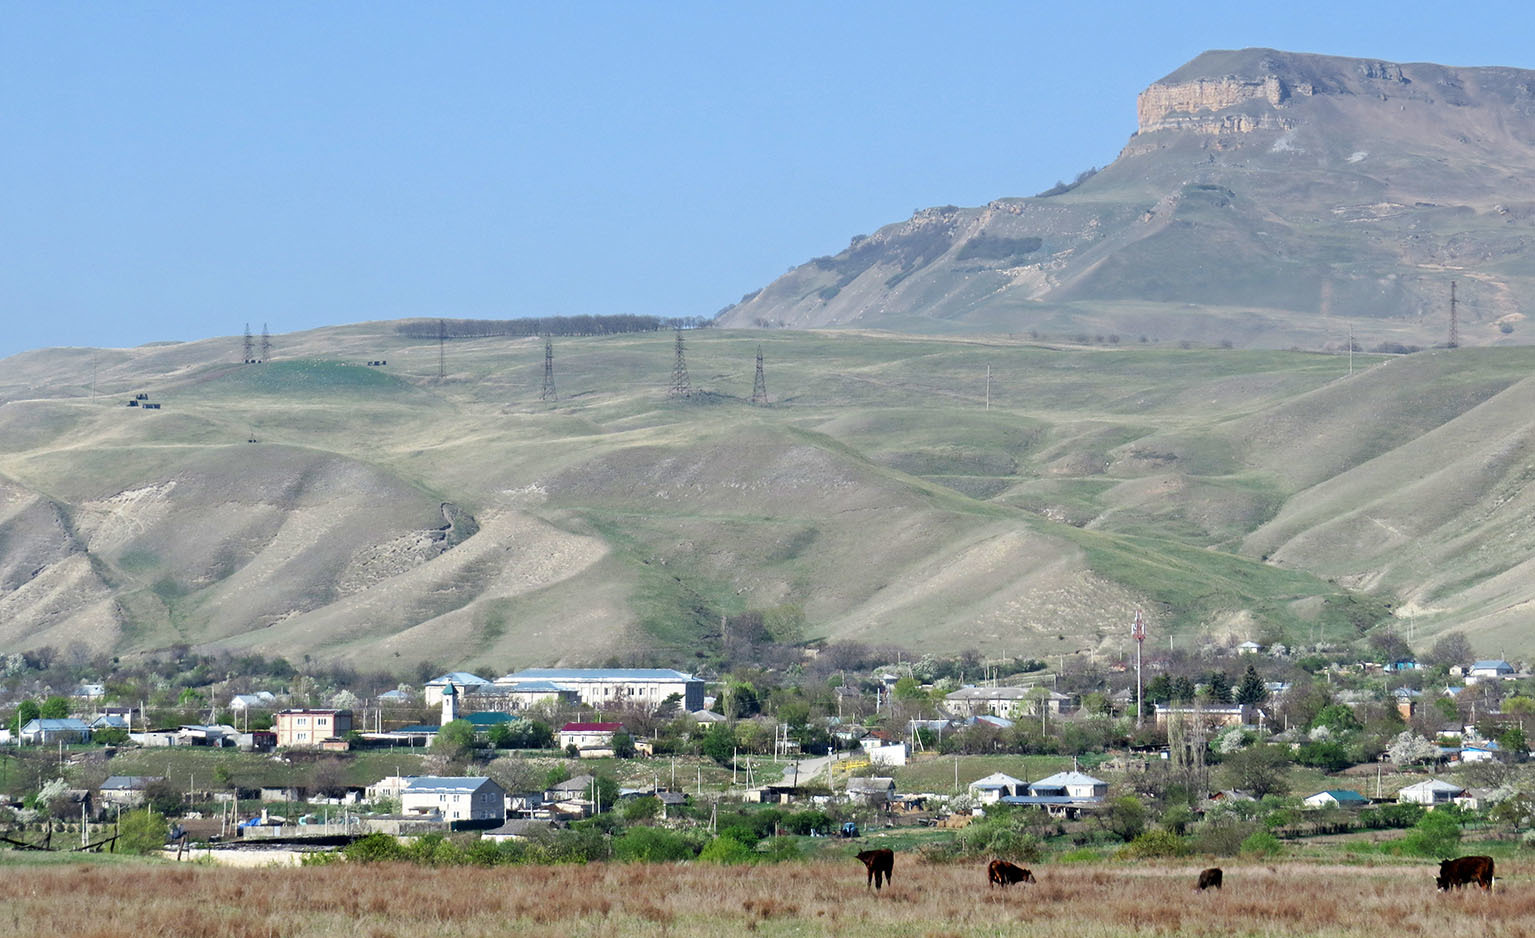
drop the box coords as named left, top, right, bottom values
left=2, top=636, right=1531, bottom=865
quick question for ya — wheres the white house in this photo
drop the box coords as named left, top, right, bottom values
left=1467, top=660, right=1517, bottom=683
left=424, top=672, right=494, bottom=706
left=558, top=722, right=623, bottom=757
left=1459, top=742, right=1500, bottom=763
left=864, top=741, right=909, bottom=767
left=229, top=691, right=278, bottom=712
left=399, top=776, right=506, bottom=823
left=1237, top=641, right=1263, bottom=655
left=1303, top=789, right=1369, bottom=808
left=99, top=776, right=163, bottom=808
left=1398, top=778, right=1466, bottom=806
left=998, top=770, right=1108, bottom=817
left=496, top=668, right=704, bottom=712
left=19, top=718, right=91, bottom=745
left=945, top=687, right=1074, bottom=719
left=968, top=772, right=1026, bottom=804
left=1028, top=771, right=1108, bottom=801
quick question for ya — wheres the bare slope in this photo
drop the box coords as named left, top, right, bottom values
left=718, top=48, right=1535, bottom=349
left=3, top=324, right=1533, bottom=668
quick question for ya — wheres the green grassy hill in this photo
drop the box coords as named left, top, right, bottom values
left=0, top=324, right=1528, bottom=670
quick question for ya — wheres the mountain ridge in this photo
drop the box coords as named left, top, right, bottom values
left=716, top=48, right=1535, bottom=349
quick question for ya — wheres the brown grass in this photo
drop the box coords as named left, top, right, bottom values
left=2, top=857, right=1531, bottom=937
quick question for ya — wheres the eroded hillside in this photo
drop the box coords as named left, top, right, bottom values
left=2, top=325, right=1531, bottom=669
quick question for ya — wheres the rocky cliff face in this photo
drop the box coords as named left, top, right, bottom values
left=1136, top=75, right=1307, bottom=134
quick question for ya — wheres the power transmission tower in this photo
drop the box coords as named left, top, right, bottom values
left=259, top=323, right=271, bottom=362
left=751, top=345, right=767, bottom=404
left=437, top=319, right=446, bottom=379
left=541, top=339, right=557, bottom=401
left=243, top=323, right=254, bottom=363
left=669, top=329, right=690, bottom=397
left=1448, top=280, right=1459, bottom=349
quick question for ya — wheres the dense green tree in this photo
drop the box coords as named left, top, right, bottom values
left=1103, top=794, right=1147, bottom=842
left=611, top=731, right=636, bottom=759
left=700, top=723, right=737, bottom=766
left=1169, top=676, right=1196, bottom=703
left=433, top=718, right=476, bottom=757
left=1403, top=808, right=1462, bottom=858
left=1204, top=672, right=1233, bottom=704
left=1296, top=739, right=1353, bottom=772
left=1310, top=704, right=1361, bottom=734
left=39, top=697, right=69, bottom=719
left=1235, top=665, right=1268, bottom=706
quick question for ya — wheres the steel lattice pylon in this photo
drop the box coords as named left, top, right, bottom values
left=669, top=330, right=690, bottom=397
left=541, top=339, right=557, bottom=401
left=751, top=345, right=767, bottom=404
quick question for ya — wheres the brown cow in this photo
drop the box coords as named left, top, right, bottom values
left=1196, top=867, right=1223, bottom=891
left=988, top=859, right=1036, bottom=887
left=856, top=848, right=895, bottom=890
left=1437, top=855, right=1494, bottom=891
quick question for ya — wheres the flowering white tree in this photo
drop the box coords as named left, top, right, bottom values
left=1388, top=730, right=1437, bottom=765
left=1214, top=726, right=1248, bottom=754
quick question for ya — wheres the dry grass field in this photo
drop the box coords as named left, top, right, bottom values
left=3, top=856, right=1530, bottom=938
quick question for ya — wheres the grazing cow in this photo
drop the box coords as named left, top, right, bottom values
left=1437, top=855, right=1495, bottom=892
left=856, top=848, right=895, bottom=891
left=988, top=859, right=1036, bottom=887
left=1196, top=867, right=1223, bottom=891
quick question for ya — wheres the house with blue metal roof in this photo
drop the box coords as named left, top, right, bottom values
left=997, top=770, right=1108, bottom=817
left=1468, top=660, right=1517, bottom=682
left=19, top=718, right=91, bottom=745
left=400, top=776, right=506, bottom=823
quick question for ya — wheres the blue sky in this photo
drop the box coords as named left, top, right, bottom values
left=4, top=2, right=1535, bottom=358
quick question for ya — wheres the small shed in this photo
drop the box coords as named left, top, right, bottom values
left=845, top=776, right=895, bottom=806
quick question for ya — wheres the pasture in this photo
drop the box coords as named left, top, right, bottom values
left=2, top=855, right=1528, bottom=938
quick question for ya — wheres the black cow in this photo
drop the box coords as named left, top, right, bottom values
left=1196, top=867, right=1223, bottom=891
left=856, top=848, right=895, bottom=890
left=988, top=859, right=1036, bottom=887
left=1437, top=855, right=1494, bottom=891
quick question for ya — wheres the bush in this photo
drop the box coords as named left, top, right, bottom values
left=698, top=836, right=756, bottom=864
left=1118, top=829, right=1189, bottom=859
left=1241, top=831, right=1283, bottom=857
left=613, top=827, right=696, bottom=863
left=342, top=832, right=406, bottom=862
left=1402, top=809, right=1462, bottom=858
left=117, top=808, right=169, bottom=855
left=760, top=836, right=803, bottom=862
left=784, top=809, right=831, bottom=836
left=403, top=833, right=469, bottom=865
left=1192, top=817, right=1259, bottom=857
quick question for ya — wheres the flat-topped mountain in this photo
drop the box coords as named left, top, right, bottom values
left=718, top=49, right=1535, bottom=348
